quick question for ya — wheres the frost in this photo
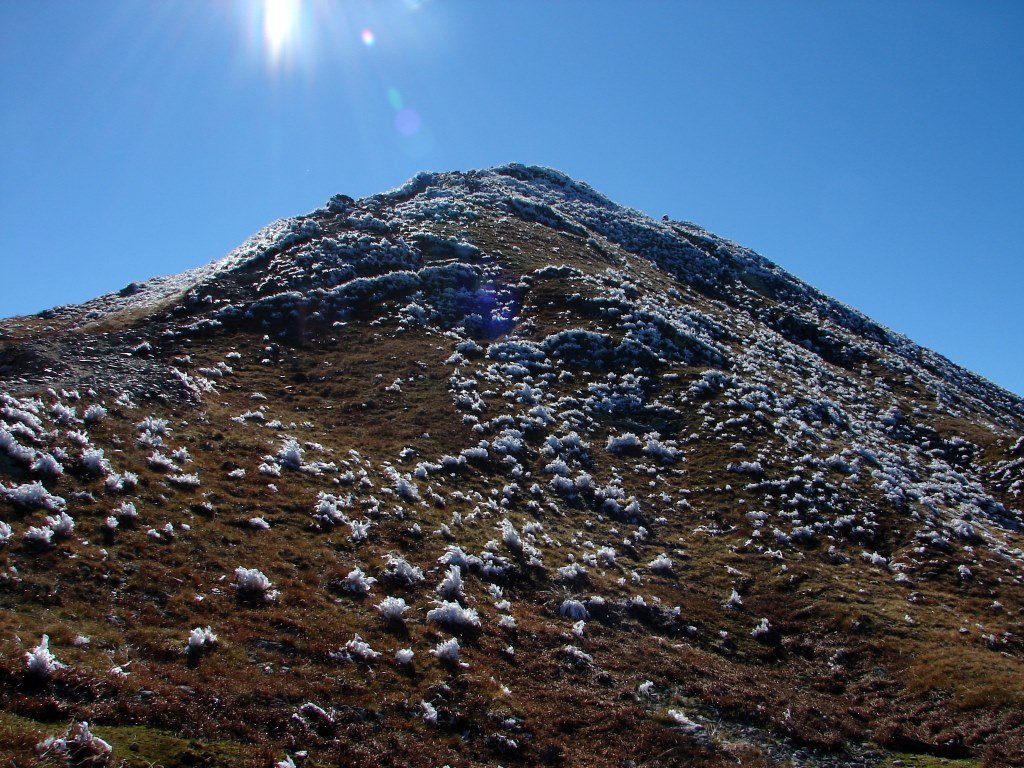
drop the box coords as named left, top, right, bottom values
left=234, top=567, right=278, bottom=601
left=25, top=634, right=65, bottom=679
left=45, top=511, right=75, bottom=539
left=83, top=404, right=107, bottom=424
left=430, top=636, right=464, bottom=665
left=383, top=554, right=424, bottom=585
left=30, top=453, right=63, bottom=477
left=648, top=554, right=673, bottom=574
left=36, top=721, right=111, bottom=764
left=436, top=564, right=465, bottom=600
left=563, top=644, right=593, bottom=665
left=559, top=599, right=589, bottom=620
left=185, top=626, right=218, bottom=654
left=2, top=481, right=66, bottom=511
left=338, top=634, right=381, bottom=662
left=751, top=617, right=773, bottom=640
left=376, top=596, right=409, bottom=622
left=340, top=568, right=376, bottom=595
left=606, top=432, right=643, bottom=453
left=427, top=600, right=481, bottom=628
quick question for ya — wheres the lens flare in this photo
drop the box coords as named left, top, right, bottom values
left=361, top=28, right=375, bottom=47
left=387, top=87, right=404, bottom=111
left=395, top=108, right=421, bottom=136
left=264, top=0, right=300, bottom=62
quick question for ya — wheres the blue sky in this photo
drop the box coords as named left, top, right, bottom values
left=1, top=1, right=1022, bottom=395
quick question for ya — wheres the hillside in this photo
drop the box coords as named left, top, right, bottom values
left=1, top=164, right=1022, bottom=768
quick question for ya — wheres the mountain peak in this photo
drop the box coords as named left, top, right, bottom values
left=1, top=168, right=1023, bottom=766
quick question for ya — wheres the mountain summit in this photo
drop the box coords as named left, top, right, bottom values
left=1, top=165, right=1022, bottom=767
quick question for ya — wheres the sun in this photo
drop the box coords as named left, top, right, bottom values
left=263, top=0, right=301, bottom=62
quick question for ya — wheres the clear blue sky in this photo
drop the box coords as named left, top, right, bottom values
left=1, top=1, right=1022, bottom=395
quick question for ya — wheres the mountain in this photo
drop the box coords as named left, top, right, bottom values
left=1, top=164, right=1022, bottom=768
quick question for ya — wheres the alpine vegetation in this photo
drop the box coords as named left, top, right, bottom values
left=233, top=567, right=279, bottom=602
left=25, top=635, right=65, bottom=680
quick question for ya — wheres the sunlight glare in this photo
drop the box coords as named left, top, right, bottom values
left=264, top=0, right=301, bottom=62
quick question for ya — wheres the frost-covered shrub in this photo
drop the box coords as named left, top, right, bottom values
left=137, top=416, right=169, bottom=435
left=0, top=427, right=35, bottom=464
left=83, top=404, right=107, bottom=424
left=725, top=589, right=743, bottom=610
left=0, top=520, right=12, bottom=545
left=31, top=453, right=63, bottom=477
left=51, top=403, right=78, bottom=426
left=234, top=567, right=278, bottom=602
left=666, top=709, right=704, bottom=736
left=276, top=438, right=304, bottom=470
left=430, top=636, right=464, bottom=665
left=498, top=614, right=517, bottom=629
left=559, top=599, right=589, bottom=620
left=185, top=626, right=218, bottom=655
left=643, top=436, right=679, bottom=464
left=751, top=618, right=773, bottom=641
left=25, top=635, right=65, bottom=679
left=500, top=519, right=523, bottom=552
left=147, top=452, right=177, bottom=471
left=556, top=563, right=588, bottom=582
left=36, top=721, right=111, bottom=765
left=45, top=512, right=75, bottom=539
left=396, top=648, right=415, bottom=665
left=438, top=545, right=477, bottom=571
left=340, top=568, right=376, bottom=595
left=247, top=517, right=271, bottom=530
left=24, top=525, right=54, bottom=548
left=606, top=433, right=643, bottom=453
left=339, top=634, right=380, bottom=662
left=168, top=473, right=201, bottom=489
left=727, top=461, right=764, bottom=477
left=2, top=481, right=66, bottom=511
left=376, top=596, right=409, bottom=622
left=563, top=644, right=593, bottom=665
left=419, top=699, right=439, bottom=724
left=104, top=471, right=138, bottom=493
left=348, top=518, right=371, bottom=543
left=427, top=600, right=481, bottom=628
left=116, top=501, right=139, bottom=524
left=383, top=554, right=424, bottom=585
left=596, top=546, right=617, bottom=566
left=80, top=448, right=111, bottom=476
left=436, top=565, right=465, bottom=600
left=648, top=554, right=673, bottom=574
left=313, top=492, right=349, bottom=529
left=394, top=475, right=420, bottom=501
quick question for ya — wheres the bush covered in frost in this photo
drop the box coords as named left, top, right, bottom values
left=436, top=564, right=465, bottom=600
left=430, top=636, right=464, bottom=665
left=185, top=626, right=218, bottom=655
left=648, top=554, right=673, bottom=574
left=340, top=568, right=376, bottom=595
left=36, top=721, right=112, bottom=765
left=25, top=634, right=65, bottom=679
left=427, top=600, right=480, bottom=628
left=2, top=481, right=65, bottom=511
left=234, top=567, right=278, bottom=602
left=383, top=554, right=424, bottom=585
left=559, top=599, right=589, bottom=620
left=376, top=596, right=409, bottom=622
